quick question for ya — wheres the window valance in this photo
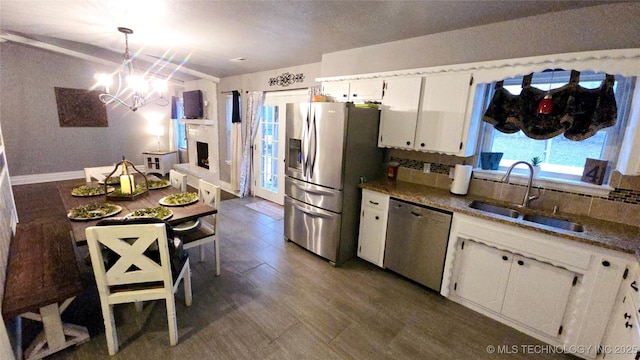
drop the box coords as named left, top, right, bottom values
left=483, top=70, right=618, bottom=140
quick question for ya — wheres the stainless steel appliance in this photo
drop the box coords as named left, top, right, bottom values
left=384, top=198, right=452, bottom=291
left=284, top=102, right=383, bottom=265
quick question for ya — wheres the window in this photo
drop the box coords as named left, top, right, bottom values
left=479, top=70, right=635, bottom=183
left=225, top=94, right=240, bottom=162
left=174, top=98, right=186, bottom=150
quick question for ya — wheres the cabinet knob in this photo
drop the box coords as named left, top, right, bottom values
left=626, top=321, right=634, bottom=329
left=602, top=260, right=611, bottom=267
left=625, top=313, right=632, bottom=320
left=420, top=143, right=425, bottom=147
left=352, top=94, right=358, bottom=98
left=632, top=281, right=638, bottom=292
left=375, top=216, right=379, bottom=220
left=517, top=260, right=524, bottom=266
left=406, top=141, right=411, bottom=146
left=502, top=256, right=508, bottom=261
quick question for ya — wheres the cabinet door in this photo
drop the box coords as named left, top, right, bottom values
left=322, top=82, right=350, bottom=102
left=358, top=206, right=387, bottom=267
left=454, top=240, right=512, bottom=313
left=349, top=79, right=384, bottom=102
left=501, top=255, right=575, bottom=337
left=415, top=72, right=472, bottom=153
left=601, top=290, right=640, bottom=360
left=378, top=77, right=422, bottom=149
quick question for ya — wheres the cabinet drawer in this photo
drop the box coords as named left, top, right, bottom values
left=362, top=189, right=389, bottom=212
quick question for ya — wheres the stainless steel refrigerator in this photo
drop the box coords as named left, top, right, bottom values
left=284, top=102, right=383, bottom=265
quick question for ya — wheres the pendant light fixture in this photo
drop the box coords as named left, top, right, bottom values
left=95, top=27, right=169, bottom=112
left=536, top=70, right=556, bottom=115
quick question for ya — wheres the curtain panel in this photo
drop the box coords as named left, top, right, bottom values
left=239, top=92, right=264, bottom=197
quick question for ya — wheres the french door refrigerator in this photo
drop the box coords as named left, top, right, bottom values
left=284, top=102, right=383, bottom=265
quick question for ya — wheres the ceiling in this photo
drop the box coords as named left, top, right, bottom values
left=0, top=1, right=622, bottom=81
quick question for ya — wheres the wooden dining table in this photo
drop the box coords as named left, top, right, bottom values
left=58, top=181, right=217, bottom=245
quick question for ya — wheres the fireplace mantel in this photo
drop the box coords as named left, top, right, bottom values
left=180, top=119, right=215, bottom=126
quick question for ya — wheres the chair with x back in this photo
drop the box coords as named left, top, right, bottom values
left=84, top=165, right=116, bottom=183
left=177, top=179, right=221, bottom=275
left=85, top=218, right=192, bottom=355
left=169, top=169, right=187, bottom=191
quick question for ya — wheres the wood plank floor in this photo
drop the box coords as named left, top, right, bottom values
left=11, top=180, right=576, bottom=359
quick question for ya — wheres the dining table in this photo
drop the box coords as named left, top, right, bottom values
left=58, top=181, right=218, bottom=245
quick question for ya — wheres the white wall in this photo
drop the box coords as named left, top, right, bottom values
left=0, top=42, right=179, bottom=178
left=321, top=2, right=640, bottom=77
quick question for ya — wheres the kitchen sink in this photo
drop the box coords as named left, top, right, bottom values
left=522, top=214, right=584, bottom=233
left=469, top=201, right=520, bottom=218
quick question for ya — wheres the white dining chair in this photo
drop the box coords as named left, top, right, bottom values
left=169, top=170, right=187, bottom=191
left=85, top=219, right=192, bottom=355
left=178, top=179, right=221, bottom=275
left=85, top=164, right=147, bottom=183
left=84, top=165, right=115, bottom=182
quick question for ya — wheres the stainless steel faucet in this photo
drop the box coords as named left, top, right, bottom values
left=501, top=161, right=540, bottom=208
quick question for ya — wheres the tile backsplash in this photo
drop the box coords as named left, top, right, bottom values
left=389, top=149, right=640, bottom=227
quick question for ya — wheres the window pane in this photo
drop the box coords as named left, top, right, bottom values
left=491, top=131, right=545, bottom=163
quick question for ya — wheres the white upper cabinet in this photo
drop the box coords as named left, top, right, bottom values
left=376, top=72, right=476, bottom=155
left=349, top=79, right=384, bottom=102
left=378, top=77, right=423, bottom=149
left=322, top=82, right=350, bottom=102
left=415, top=72, right=473, bottom=154
left=322, top=80, right=384, bottom=103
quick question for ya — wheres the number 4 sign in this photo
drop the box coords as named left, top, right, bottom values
left=581, top=158, right=608, bottom=185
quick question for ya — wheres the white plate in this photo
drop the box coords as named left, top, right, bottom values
left=125, top=208, right=173, bottom=220
left=71, top=186, right=115, bottom=197
left=173, top=219, right=200, bottom=232
left=67, top=204, right=122, bottom=221
left=159, top=193, right=199, bottom=207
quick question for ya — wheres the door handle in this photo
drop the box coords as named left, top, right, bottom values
left=292, top=203, right=331, bottom=218
left=369, top=200, right=379, bottom=205
left=291, top=182, right=333, bottom=196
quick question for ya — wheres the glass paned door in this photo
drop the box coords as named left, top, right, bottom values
left=253, top=90, right=309, bottom=205
left=260, top=107, right=278, bottom=191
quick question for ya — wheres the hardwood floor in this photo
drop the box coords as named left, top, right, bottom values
left=11, top=180, right=576, bottom=359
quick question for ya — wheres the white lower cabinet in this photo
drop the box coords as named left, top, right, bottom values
left=454, top=239, right=576, bottom=337
left=444, top=213, right=636, bottom=359
left=357, top=189, right=389, bottom=267
left=601, top=267, right=640, bottom=360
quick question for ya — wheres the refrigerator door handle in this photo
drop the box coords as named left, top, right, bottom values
left=308, top=109, right=318, bottom=178
left=292, top=203, right=332, bottom=218
left=301, top=108, right=310, bottom=177
left=291, top=181, right=335, bottom=196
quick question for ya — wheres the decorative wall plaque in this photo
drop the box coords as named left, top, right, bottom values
left=268, top=72, right=304, bottom=87
left=581, top=158, right=608, bottom=185
left=54, top=87, right=108, bottom=127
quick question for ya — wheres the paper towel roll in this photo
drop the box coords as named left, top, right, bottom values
left=450, top=164, right=473, bottom=195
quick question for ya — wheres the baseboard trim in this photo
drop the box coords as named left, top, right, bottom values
left=11, top=171, right=84, bottom=185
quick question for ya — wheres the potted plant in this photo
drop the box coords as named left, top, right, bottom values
left=530, top=156, right=542, bottom=177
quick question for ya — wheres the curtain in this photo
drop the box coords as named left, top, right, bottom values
left=239, top=91, right=264, bottom=197
left=230, top=91, right=242, bottom=191
left=483, top=70, right=618, bottom=141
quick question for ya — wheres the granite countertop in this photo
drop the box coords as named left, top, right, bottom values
left=360, top=179, right=640, bottom=256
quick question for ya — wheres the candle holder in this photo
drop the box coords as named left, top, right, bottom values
left=104, top=157, right=149, bottom=201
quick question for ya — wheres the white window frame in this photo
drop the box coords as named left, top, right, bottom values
left=225, top=94, right=239, bottom=163
left=475, top=71, right=636, bottom=197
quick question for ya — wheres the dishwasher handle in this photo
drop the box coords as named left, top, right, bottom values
left=410, top=211, right=422, bottom=218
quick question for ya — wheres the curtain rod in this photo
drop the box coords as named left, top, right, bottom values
left=220, top=89, right=244, bottom=94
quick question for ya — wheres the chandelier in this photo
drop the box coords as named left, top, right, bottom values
left=95, top=27, right=168, bottom=112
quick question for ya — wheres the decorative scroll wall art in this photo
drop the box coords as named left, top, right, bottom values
left=268, top=72, right=304, bottom=87
left=54, top=87, right=108, bottom=127
left=483, top=70, right=618, bottom=141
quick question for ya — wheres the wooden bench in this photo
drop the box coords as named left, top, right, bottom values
left=2, top=221, right=89, bottom=359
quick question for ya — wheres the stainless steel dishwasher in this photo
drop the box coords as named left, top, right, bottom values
left=384, top=198, right=452, bottom=292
